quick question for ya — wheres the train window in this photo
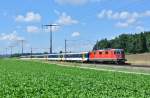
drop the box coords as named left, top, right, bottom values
left=121, top=51, right=124, bottom=54
left=75, top=54, right=82, bottom=58
left=65, top=55, right=69, bottom=58
left=99, top=52, right=102, bottom=55
left=93, top=52, right=96, bottom=55
left=79, top=54, right=82, bottom=57
left=105, top=51, right=108, bottom=54
left=117, top=51, right=120, bottom=54
left=114, top=51, right=121, bottom=54
left=85, top=53, right=89, bottom=58
left=65, top=54, right=82, bottom=58
left=49, top=55, right=59, bottom=58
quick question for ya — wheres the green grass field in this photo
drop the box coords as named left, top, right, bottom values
left=1, top=59, right=150, bottom=98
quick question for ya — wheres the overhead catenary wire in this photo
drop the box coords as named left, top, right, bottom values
left=65, top=39, right=98, bottom=53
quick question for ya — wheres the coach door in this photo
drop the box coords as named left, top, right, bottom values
left=59, top=54, right=63, bottom=61
left=82, top=53, right=85, bottom=61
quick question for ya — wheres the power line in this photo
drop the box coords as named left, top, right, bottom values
left=64, top=39, right=97, bottom=52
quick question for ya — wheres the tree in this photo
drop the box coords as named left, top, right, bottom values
left=93, top=31, right=150, bottom=54
left=140, top=32, right=148, bottom=52
left=93, top=39, right=111, bottom=50
left=44, top=52, right=48, bottom=54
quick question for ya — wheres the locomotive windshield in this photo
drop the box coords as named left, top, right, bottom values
left=114, top=49, right=124, bottom=54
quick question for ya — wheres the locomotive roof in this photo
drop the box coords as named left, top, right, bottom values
left=95, top=49, right=124, bottom=51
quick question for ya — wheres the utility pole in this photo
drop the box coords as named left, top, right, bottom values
left=5, top=48, right=8, bottom=56
left=30, top=47, right=32, bottom=59
left=64, top=39, right=67, bottom=60
left=9, top=46, right=14, bottom=57
left=96, top=40, right=99, bottom=50
left=17, top=40, right=25, bottom=55
left=65, top=39, right=67, bottom=53
left=42, top=24, right=59, bottom=54
left=21, top=40, right=24, bottom=55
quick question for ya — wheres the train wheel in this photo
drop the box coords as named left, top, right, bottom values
left=115, top=61, right=120, bottom=65
left=116, top=61, right=125, bottom=65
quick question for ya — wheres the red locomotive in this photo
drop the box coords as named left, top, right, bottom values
left=89, top=49, right=126, bottom=64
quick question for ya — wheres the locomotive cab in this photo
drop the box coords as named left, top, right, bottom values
left=114, top=49, right=126, bottom=64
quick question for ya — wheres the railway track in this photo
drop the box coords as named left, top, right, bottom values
left=89, top=62, right=150, bottom=68
left=38, top=60, right=150, bottom=71
left=61, top=61, right=150, bottom=68
left=20, top=59, right=150, bottom=75
left=39, top=60, right=150, bottom=75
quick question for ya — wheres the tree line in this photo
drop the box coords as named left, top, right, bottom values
left=93, top=31, right=150, bottom=54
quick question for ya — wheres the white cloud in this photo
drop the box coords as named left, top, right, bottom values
left=143, top=10, right=150, bottom=16
left=15, top=12, right=41, bottom=22
left=97, top=10, right=106, bottom=19
left=116, top=22, right=129, bottom=28
left=98, top=10, right=150, bottom=28
left=55, top=0, right=101, bottom=5
left=27, top=26, right=40, bottom=33
left=98, top=10, right=140, bottom=20
left=119, top=11, right=130, bottom=19
left=72, top=32, right=80, bottom=37
left=55, top=0, right=88, bottom=5
left=116, top=18, right=137, bottom=28
left=56, top=12, right=78, bottom=25
left=0, top=31, right=24, bottom=41
left=43, top=11, right=78, bottom=33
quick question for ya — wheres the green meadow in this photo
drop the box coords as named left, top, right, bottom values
left=1, top=59, right=150, bottom=98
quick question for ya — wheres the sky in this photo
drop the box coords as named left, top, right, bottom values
left=0, top=0, right=150, bottom=54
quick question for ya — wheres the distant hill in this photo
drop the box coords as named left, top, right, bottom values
left=93, top=31, right=150, bottom=54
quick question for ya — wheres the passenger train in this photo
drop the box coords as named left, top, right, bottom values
left=21, top=49, right=126, bottom=64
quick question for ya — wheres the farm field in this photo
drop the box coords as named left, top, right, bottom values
left=1, top=59, right=150, bottom=98
left=126, top=53, right=150, bottom=65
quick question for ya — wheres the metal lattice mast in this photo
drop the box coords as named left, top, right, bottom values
left=43, top=24, right=59, bottom=54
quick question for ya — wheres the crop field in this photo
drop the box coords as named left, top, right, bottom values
left=126, top=53, right=150, bottom=65
left=1, top=59, right=150, bottom=98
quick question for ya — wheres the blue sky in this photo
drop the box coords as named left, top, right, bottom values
left=0, top=0, right=150, bottom=54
